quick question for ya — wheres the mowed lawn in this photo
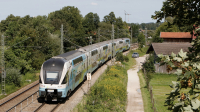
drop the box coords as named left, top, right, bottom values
left=149, top=73, right=177, bottom=112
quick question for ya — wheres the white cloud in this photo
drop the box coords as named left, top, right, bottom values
left=91, top=2, right=98, bottom=5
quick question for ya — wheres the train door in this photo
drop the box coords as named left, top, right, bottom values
left=71, top=56, right=83, bottom=90
left=91, top=49, right=98, bottom=72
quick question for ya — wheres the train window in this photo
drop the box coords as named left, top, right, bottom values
left=112, top=43, right=116, bottom=46
left=119, top=41, right=123, bottom=44
left=73, top=56, right=83, bottom=66
left=103, top=46, right=108, bottom=50
left=126, top=40, right=129, bottom=42
left=92, top=50, right=98, bottom=56
left=39, top=76, right=42, bottom=83
left=62, top=71, right=69, bottom=84
left=45, top=71, right=59, bottom=84
left=62, top=76, right=67, bottom=84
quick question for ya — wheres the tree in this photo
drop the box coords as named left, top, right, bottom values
left=138, top=32, right=145, bottom=49
left=152, top=0, right=200, bottom=31
left=82, top=12, right=100, bottom=35
left=152, top=1, right=200, bottom=111
left=152, top=21, right=180, bottom=43
left=103, top=12, right=116, bottom=24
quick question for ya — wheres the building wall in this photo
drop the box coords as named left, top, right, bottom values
left=154, top=63, right=176, bottom=74
left=163, top=38, right=191, bottom=43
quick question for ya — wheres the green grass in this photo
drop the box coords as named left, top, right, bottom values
left=138, top=70, right=154, bottom=112
left=73, top=51, right=136, bottom=112
left=133, top=46, right=149, bottom=57
left=148, top=73, right=178, bottom=112
left=0, top=71, right=39, bottom=99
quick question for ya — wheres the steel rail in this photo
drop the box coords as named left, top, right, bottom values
left=6, top=90, right=39, bottom=112
left=0, top=81, right=39, bottom=107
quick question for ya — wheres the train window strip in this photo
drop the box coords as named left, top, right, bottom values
left=103, top=46, right=108, bottom=50
left=92, top=50, right=98, bottom=56
left=126, top=40, right=129, bottom=42
left=73, top=56, right=83, bottom=66
left=119, top=41, right=123, bottom=44
left=112, top=43, right=116, bottom=46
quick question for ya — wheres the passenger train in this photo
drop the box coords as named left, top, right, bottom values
left=39, top=38, right=130, bottom=101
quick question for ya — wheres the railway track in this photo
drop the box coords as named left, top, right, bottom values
left=34, top=102, right=61, bottom=112
left=0, top=81, right=39, bottom=112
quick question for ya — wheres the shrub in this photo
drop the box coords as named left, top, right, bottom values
left=124, top=56, right=129, bottom=62
left=116, top=52, right=124, bottom=62
left=5, top=68, right=21, bottom=87
left=142, top=53, right=155, bottom=73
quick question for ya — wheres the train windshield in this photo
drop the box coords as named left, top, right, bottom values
left=45, top=71, right=59, bottom=84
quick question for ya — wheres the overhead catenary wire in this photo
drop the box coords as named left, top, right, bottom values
left=64, top=38, right=82, bottom=48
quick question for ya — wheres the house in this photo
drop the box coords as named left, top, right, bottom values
left=146, top=43, right=192, bottom=73
left=160, top=32, right=193, bottom=43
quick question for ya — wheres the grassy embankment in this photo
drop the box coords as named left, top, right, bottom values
left=73, top=50, right=136, bottom=111
left=138, top=70, right=154, bottom=112
left=133, top=46, right=149, bottom=57
left=0, top=71, right=39, bottom=99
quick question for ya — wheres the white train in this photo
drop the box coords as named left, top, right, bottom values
left=39, top=38, right=130, bottom=101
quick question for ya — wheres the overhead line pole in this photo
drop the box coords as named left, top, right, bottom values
left=60, top=24, right=64, bottom=54
left=1, top=35, right=6, bottom=95
left=111, top=24, right=114, bottom=65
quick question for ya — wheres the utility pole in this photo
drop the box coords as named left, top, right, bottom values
left=98, top=28, right=100, bottom=43
left=1, top=35, right=6, bottom=95
left=111, top=24, right=114, bottom=65
left=60, top=24, right=64, bottom=54
left=131, top=27, right=132, bottom=45
left=87, top=36, right=92, bottom=92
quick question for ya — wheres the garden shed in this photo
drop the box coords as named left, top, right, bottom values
left=146, top=43, right=192, bottom=73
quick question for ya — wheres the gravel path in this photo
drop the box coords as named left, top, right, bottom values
left=126, top=55, right=146, bottom=112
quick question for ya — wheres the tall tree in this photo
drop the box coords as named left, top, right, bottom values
left=152, top=0, right=200, bottom=31
left=103, top=12, right=116, bottom=24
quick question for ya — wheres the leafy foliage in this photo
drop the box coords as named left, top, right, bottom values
left=138, top=32, right=145, bottom=49
left=142, top=54, right=155, bottom=73
left=158, top=49, right=200, bottom=111
left=116, top=52, right=124, bottom=62
left=5, top=68, right=21, bottom=87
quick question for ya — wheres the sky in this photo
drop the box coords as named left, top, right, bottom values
left=0, top=0, right=165, bottom=24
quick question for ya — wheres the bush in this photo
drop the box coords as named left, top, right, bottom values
left=5, top=68, right=21, bottom=87
left=116, top=52, right=124, bottom=62
left=124, top=56, right=129, bottom=62
left=142, top=53, right=155, bottom=73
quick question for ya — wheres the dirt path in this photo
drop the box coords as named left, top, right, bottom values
left=126, top=55, right=146, bottom=112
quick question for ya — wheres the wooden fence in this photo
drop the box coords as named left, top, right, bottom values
left=143, top=68, right=158, bottom=112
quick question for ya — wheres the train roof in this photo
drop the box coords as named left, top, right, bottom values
left=53, top=50, right=84, bottom=61
left=51, top=38, right=130, bottom=61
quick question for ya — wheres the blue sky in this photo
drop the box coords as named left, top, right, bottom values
left=0, top=0, right=165, bottom=24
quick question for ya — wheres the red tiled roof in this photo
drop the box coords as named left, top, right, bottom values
left=160, top=32, right=192, bottom=38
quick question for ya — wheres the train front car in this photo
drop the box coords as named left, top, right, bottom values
left=39, top=58, right=69, bottom=101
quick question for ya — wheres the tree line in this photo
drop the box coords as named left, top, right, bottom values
left=0, top=6, right=136, bottom=79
